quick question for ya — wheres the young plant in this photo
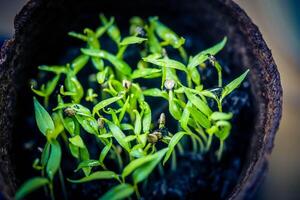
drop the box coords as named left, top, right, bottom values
left=15, top=15, right=249, bottom=200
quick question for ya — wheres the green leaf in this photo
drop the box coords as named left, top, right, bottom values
left=81, top=48, right=132, bottom=76
left=93, top=94, right=124, bottom=116
left=75, top=160, right=102, bottom=172
left=120, top=123, right=134, bottom=131
left=41, top=142, right=51, bottom=167
left=33, top=97, right=55, bottom=136
left=210, top=112, right=233, bottom=121
left=15, top=177, right=49, bottom=200
left=185, top=90, right=212, bottom=117
left=143, top=56, right=187, bottom=72
left=133, top=110, right=141, bottom=136
left=215, top=120, right=232, bottom=141
left=168, top=91, right=182, bottom=120
left=188, top=37, right=227, bottom=69
left=221, top=69, right=249, bottom=101
left=122, top=151, right=161, bottom=178
left=142, top=102, right=151, bottom=133
left=100, top=15, right=121, bottom=44
left=72, top=54, right=90, bottom=74
left=46, top=140, right=62, bottom=180
left=120, top=36, right=147, bottom=46
left=180, top=101, right=192, bottom=130
left=69, top=135, right=85, bottom=148
left=68, top=31, right=88, bottom=41
left=99, top=140, right=112, bottom=163
left=143, top=88, right=168, bottom=99
left=105, top=120, right=130, bottom=152
left=187, top=106, right=211, bottom=129
left=150, top=17, right=185, bottom=48
left=75, top=115, right=99, bottom=135
left=132, top=148, right=168, bottom=184
left=38, top=65, right=67, bottom=74
left=68, top=171, right=118, bottom=183
left=131, top=68, right=161, bottom=79
left=163, top=131, right=186, bottom=165
left=99, top=183, right=134, bottom=200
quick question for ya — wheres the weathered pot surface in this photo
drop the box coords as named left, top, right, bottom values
left=0, top=0, right=282, bottom=199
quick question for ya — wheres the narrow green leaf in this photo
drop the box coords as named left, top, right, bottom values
left=215, top=120, right=231, bottom=141
left=15, top=177, right=49, bottom=200
left=143, top=88, right=168, bottom=99
left=81, top=48, right=132, bottom=75
left=163, top=131, right=186, bottom=165
left=72, top=54, right=90, bottom=74
left=180, top=101, right=192, bottom=130
left=46, top=140, right=62, bottom=180
left=69, top=135, right=85, bottom=148
left=99, top=140, right=112, bottom=163
left=120, top=123, right=134, bottom=131
left=75, top=115, right=99, bottom=135
left=93, top=94, right=124, bottom=116
left=68, top=31, right=88, bottom=41
left=99, top=183, right=134, bottom=200
left=75, top=160, right=101, bottom=172
left=105, top=120, right=130, bottom=152
left=33, top=97, right=54, bottom=136
left=38, top=65, right=67, bottom=74
left=120, top=36, right=147, bottom=46
left=168, top=91, right=182, bottom=120
left=185, top=90, right=212, bottom=117
left=142, top=102, right=151, bottom=133
left=122, top=152, right=160, bottom=178
left=210, top=112, right=233, bottom=121
left=221, top=69, right=249, bottom=100
left=188, top=37, right=227, bottom=69
left=100, top=15, right=121, bottom=44
left=131, top=68, right=161, bottom=79
left=187, top=106, right=211, bottom=129
left=132, top=148, right=168, bottom=184
left=133, top=110, right=141, bottom=136
left=68, top=171, right=118, bottom=183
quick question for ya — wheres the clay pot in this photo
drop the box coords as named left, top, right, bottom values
left=0, top=0, right=282, bottom=199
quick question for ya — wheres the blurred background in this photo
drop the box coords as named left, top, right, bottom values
left=0, top=0, right=299, bottom=199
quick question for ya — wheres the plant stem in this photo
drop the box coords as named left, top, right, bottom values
left=171, top=151, right=177, bottom=171
left=134, top=184, right=141, bottom=199
left=216, top=140, right=224, bottom=161
left=112, top=145, right=123, bottom=172
left=48, top=181, right=55, bottom=200
left=59, top=167, right=68, bottom=200
left=206, top=134, right=213, bottom=152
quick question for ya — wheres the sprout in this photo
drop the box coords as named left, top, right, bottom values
left=17, top=14, right=249, bottom=200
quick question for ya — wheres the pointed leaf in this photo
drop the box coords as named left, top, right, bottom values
left=68, top=171, right=118, bottom=183
left=34, top=97, right=54, bottom=136
left=15, top=177, right=49, bottom=200
left=99, top=183, right=134, bottom=200
left=163, top=131, right=186, bottom=164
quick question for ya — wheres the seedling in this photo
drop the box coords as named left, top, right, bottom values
left=16, top=15, right=249, bottom=200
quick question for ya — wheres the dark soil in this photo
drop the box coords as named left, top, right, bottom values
left=12, top=23, right=254, bottom=200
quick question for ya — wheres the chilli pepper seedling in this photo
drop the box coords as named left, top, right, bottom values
left=16, top=15, right=249, bottom=200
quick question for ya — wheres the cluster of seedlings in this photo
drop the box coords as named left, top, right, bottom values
left=15, top=15, right=249, bottom=200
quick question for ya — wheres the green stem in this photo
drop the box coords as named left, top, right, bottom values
left=177, top=142, right=184, bottom=155
left=134, top=184, right=141, bottom=199
left=216, top=140, right=224, bottom=161
left=206, top=134, right=213, bottom=152
left=112, top=145, right=123, bottom=172
left=59, top=167, right=68, bottom=200
left=178, top=47, right=187, bottom=63
left=48, top=181, right=55, bottom=200
left=171, top=151, right=177, bottom=171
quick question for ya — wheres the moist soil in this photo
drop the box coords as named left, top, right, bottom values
left=12, top=31, right=254, bottom=200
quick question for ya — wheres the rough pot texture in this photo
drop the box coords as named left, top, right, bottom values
left=0, top=0, right=282, bottom=199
